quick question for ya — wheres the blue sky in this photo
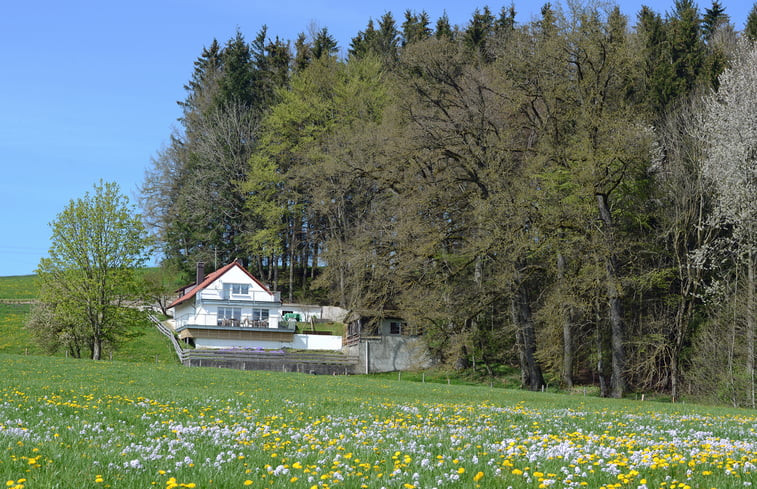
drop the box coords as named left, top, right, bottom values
left=0, top=0, right=752, bottom=276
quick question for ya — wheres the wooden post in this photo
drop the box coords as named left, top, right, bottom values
left=422, top=373, right=425, bottom=383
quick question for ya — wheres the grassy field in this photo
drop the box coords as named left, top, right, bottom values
left=0, top=274, right=177, bottom=363
left=0, top=275, right=37, bottom=301
left=0, top=354, right=754, bottom=488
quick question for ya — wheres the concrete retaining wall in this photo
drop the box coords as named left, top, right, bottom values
left=183, top=351, right=358, bottom=375
left=345, top=336, right=433, bottom=374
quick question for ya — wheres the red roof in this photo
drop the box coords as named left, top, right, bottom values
left=167, top=261, right=274, bottom=309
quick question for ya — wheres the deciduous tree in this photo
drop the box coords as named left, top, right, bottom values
left=33, top=181, right=151, bottom=360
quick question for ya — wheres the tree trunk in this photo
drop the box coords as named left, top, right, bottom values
left=272, top=255, right=279, bottom=292
left=597, top=193, right=625, bottom=398
left=557, top=252, right=574, bottom=389
left=511, top=266, right=545, bottom=391
left=748, top=252, right=755, bottom=409
left=311, top=243, right=318, bottom=280
left=288, top=246, right=295, bottom=303
left=92, top=337, right=102, bottom=361
left=301, top=240, right=309, bottom=290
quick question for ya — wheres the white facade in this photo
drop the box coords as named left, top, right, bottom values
left=168, top=261, right=347, bottom=352
left=171, top=264, right=282, bottom=332
left=193, top=334, right=343, bottom=351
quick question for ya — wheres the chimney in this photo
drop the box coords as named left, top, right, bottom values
left=196, top=262, right=205, bottom=285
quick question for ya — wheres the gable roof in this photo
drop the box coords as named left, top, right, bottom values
left=167, top=261, right=274, bottom=309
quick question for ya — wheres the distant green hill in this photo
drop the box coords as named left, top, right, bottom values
left=0, top=274, right=177, bottom=363
left=0, top=274, right=37, bottom=301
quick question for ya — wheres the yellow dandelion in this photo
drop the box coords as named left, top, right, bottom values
left=474, top=471, right=484, bottom=482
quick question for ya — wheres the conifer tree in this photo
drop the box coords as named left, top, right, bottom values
left=746, top=3, right=757, bottom=40
left=293, top=32, right=312, bottom=72
left=312, top=27, right=338, bottom=59
left=463, top=7, right=495, bottom=58
left=702, top=0, right=729, bottom=40
left=401, top=10, right=432, bottom=46
left=435, top=12, right=454, bottom=40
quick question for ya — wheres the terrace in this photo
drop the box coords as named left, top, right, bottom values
left=174, top=312, right=295, bottom=332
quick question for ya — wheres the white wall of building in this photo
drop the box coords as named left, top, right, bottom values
left=291, top=334, right=342, bottom=351
left=194, top=334, right=342, bottom=351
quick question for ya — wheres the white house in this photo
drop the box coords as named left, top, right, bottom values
left=167, top=260, right=341, bottom=351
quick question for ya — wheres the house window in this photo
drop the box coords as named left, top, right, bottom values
left=251, top=308, right=269, bottom=321
left=390, top=322, right=402, bottom=335
left=217, top=307, right=241, bottom=326
left=223, top=283, right=249, bottom=297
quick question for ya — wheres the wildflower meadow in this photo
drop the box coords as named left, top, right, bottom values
left=0, top=354, right=755, bottom=488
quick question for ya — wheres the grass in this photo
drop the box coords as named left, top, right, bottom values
left=294, top=321, right=345, bottom=336
left=0, top=304, right=40, bottom=355
left=0, top=275, right=37, bottom=301
left=0, top=273, right=177, bottom=363
left=0, top=353, right=755, bottom=488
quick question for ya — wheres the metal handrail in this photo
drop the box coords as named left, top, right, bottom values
left=149, top=314, right=188, bottom=362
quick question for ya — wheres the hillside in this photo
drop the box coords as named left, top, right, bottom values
left=0, top=274, right=177, bottom=362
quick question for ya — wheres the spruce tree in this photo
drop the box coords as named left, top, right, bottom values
left=217, top=30, right=255, bottom=107
left=435, top=11, right=454, bottom=40
left=401, top=10, right=431, bottom=46
left=293, top=32, right=311, bottom=72
left=312, top=27, right=338, bottom=59
left=746, top=3, right=757, bottom=40
left=702, top=0, right=728, bottom=40
left=463, top=7, right=495, bottom=57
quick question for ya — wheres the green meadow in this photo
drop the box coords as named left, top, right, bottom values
left=0, top=275, right=176, bottom=363
left=0, top=354, right=755, bottom=488
left=0, top=275, right=37, bottom=301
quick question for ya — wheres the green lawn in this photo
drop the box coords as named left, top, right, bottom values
left=0, top=354, right=754, bottom=488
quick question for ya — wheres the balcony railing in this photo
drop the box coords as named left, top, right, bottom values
left=174, top=313, right=289, bottom=330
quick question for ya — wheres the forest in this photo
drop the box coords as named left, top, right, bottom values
left=140, top=0, right=757, bottom=406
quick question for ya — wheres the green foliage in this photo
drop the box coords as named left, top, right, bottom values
left=140, top=4, right=751, bottom=401
left=746, top=3, right=757, bottom=40
left=34, top=181, right=151, bottom=360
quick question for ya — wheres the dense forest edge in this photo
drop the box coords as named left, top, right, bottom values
left=20, top=0, right=757, bottom=408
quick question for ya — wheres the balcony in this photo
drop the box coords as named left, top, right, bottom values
left=174, top=313, right=290, bottom=332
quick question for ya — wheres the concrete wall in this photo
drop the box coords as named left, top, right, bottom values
left=346, top=336, right=433, bottom=374
left=321, top=306, right=349, bottom=322
left=291, top=334, right=342, bottom=351
left=184, top=355, right=357, bottom=375
left=193, top=333, right=342, bottom=351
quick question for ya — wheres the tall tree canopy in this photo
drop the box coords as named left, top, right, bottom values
left=140, top=1, right=756, bottom=403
